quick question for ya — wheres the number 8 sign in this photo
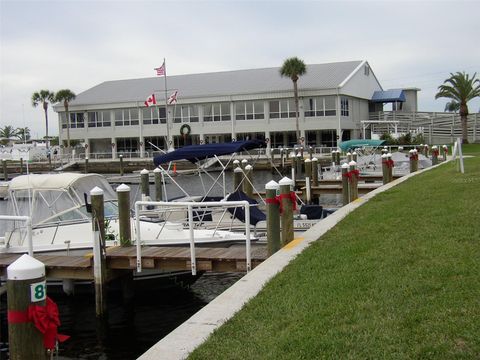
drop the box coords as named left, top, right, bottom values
left=30, top=281, right=46, bottom=302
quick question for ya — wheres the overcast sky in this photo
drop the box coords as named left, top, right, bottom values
left=1, top=0, right=479, bottom=139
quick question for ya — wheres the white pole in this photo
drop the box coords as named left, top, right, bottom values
left=244, top=201, right=251, bottom=272
left=187, top=205, right=197, bottom=275
left=135, top=202, right=142, bottom=273
left=457, top=137, right=465, bottom=174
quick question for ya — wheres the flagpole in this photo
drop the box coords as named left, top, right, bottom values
left=164, top=57, right=171, bottom=150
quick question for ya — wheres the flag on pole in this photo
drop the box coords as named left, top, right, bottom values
left=144, top=94, right=157, bottom=107
left=167, top=90, right=178, bottom=105
left=154, top=62, right=165, bottom=76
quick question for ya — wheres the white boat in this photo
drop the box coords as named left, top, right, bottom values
left=0, top=173, right=252, bottom=254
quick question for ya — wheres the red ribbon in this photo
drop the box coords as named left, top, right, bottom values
left=266, top=197, right=280, bottom=206
left=410, top=154, right=418, bottom=161
left=433, top=150, right=439, bottom=157
left=277, top=192, right=297, bottom=213
left=8, top=297, right=69, bottom=350
left=342, top=170, right=359, bottom=183
left=386, top=159, right=395, bottom=168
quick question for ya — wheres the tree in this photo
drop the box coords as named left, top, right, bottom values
left=55, top=89, right=76, bottom=152
left=0, top=125, right=19, bottom=140
left=32, top=90, right=55, bottom=150
left=444, top=100, right=460, bottom=113
left=16, top=127, right=31, bottom=142
left=280, top=57, right=307, bottom=144
left=435, top=72, right=480, bottom=143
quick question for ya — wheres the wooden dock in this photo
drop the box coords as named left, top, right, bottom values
left=0, top=244, right=268, bottom=281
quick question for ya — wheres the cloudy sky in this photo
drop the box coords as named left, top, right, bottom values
left=1, top=0, right=479, bottom=139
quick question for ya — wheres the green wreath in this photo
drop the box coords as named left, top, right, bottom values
left=180, top=123, right=191, bottom=136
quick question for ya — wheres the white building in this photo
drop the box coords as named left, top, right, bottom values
left=54, top=60, right=422, bottom=158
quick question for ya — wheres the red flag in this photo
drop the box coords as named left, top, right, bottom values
left=154, top=62, right=165, bottom=76
left=167, top=90, right=178, bottom=105
left=144, top=94, right=156, bottom=107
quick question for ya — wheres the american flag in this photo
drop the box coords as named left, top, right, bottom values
left=154, top=62, right=165, bottom=76
left=167, top=90, right=178, bottom=105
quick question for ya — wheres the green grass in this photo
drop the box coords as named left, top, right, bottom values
left=189, top=156, right=480, bottom=359
left=462, top=143, right=480, bottom=156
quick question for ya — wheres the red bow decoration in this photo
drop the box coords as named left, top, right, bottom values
left=342, top=169, right=359, bottom=182
left=410, top=154, right=418, bottom=161
left=433, top=149, right=439, bottom=156
left=8, top=297, right=69, bottom=350
left=386, top=159, right=395, bottom=168
left=277, top=192, right=297, bottom=213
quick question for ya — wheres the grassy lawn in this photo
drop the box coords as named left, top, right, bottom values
left=189, top=155, right=480, bottom=359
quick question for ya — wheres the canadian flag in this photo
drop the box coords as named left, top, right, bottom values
left=167, top=90, right=178, bottom=105
left=144, top=94, right=156, bottom=107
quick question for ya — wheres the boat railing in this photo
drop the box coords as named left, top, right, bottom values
left=134, top=200, right=251, bottom=275
left=0, top=215, right=33, bottom=256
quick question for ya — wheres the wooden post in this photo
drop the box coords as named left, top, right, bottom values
left=431, top=146, right=439, bottom=165
left=140, top=169, right=150, bottom=200
left=348, top=161, right=358, bottom=202
left=266, top=180, right=280, bottom=255
left=90, top=187, right=107, bottom=318
left=387, top=153, right=393, bottom=183
left=352, top=151, right=358, bottom=162
left=2, top=159, right=7, bottom=181
left=442, top=145, right=449, bottom=161
left=331, top=150, right=336, bottom=166
left=296, top=153, right=302, bottom=178
left=241, top=158, right=248, bottom=171
left=308, top=146, right=313, bottom=160
left=7, top=255, right=49, bottom=360
left=20, top=158, right=24, bottom=174
left=232, top=159, right=240, bottom=171
left=341, top=163, right=350, bottom=206
left=84, top=157, right=89, bottom=174
left=424, top=144, right=429, bottom=157
left=279, top=148, right=285, bottom=174
left=116, top=184, right=131, bottom=246
left=304, top=158, right=312, bottom=185
left=233, top=166, right=243, bottom=192
left=244, top=165, right=253, bottom=198
left=335, top=150, right=341, bottom=165
left=270, top=148, right=275, bottom=173
left=154, top=167, right=163, bottom=201
left=311, top=157, right=319, bottom=187
left=346, top=152, right=352, bottom=163
left=279, top=177, right=294, bottom=245
left=119, top=154, right=125, bottom=176
left=381, top=153, right=388, bottom=184
left=409, top=149, right=418, bottom=173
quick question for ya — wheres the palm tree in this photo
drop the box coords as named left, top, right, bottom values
left=32, top=90, right=56, bottom=150
left=0, top=125, right=19, bottom=140
left=435, top=72, right=480, bottom=143
left=16, top=127, right=31, bottom=142
left=55, top=89, right=76, bottom=152
left=444, top=100, right=460, bottom=113
left=280, top=57, right=307, bottom=144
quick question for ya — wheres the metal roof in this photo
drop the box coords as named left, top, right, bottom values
left=371, top=89, right=406, bottom=103
left=62, top=61, right=363, bottom=107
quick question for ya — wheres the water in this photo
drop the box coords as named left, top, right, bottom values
left=0, top=272, right=243, bottom=360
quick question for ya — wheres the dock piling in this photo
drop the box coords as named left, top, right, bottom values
left=91, top=187, right=107, bottom=318
left=348, top=161, right=359, bottom=202
left=117, top=184, right=132, bottom=246
left=154, top=167, right=163, bottom=201
left=233, top=166, right=243, bottom=192
left=311, top=157, right=319, bottom=187
left=140, top=169, right=150, bottom=200
left=266, top=180, right=281, bottom=255
left=279, top=177, right=295, bottom=245
left=244, top=165, right=253, bottom=198
left=119, top=154, right=124, bottom=176
left=409, top=149, right=418, bottom=173
left=341, top=163, right=350, bottom=205
left=20, top=158, right=24, bottom=174
left=84, top=157, right=89, bottom=174
left=432, top=146, right=439, bottom=165
left=7, top=254, right=49, bottom=359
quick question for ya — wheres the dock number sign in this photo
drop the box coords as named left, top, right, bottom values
left=30, top=281, right=47, bottom=302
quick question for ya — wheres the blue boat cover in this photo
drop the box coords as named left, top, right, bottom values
left=339, top=139, right=385, bottom=152
left=226, top=191, right=266, bottom=226
left=154, top=139, right=266, bottom=166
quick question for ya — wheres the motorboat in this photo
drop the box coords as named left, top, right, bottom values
left=0, top=173, right=252, bottom=254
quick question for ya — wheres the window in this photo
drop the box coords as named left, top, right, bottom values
left=87, top=111, right=110, bottom=127
left=304, top=96, right=337, bottom=117
left=114, top=108, right=139, bottom=126
left=174, top=105, right=199, bottom=123
left=235, top=101, right=264, bottom=120
left=341, top=98, right=349, bottom=116
left=269, top=99, right=295, bottom=119
left=203, top=103, right=230, bottom=122
left=68, top=112, right=84, bottom=128
left=142, top=107, right=166, bottom=125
